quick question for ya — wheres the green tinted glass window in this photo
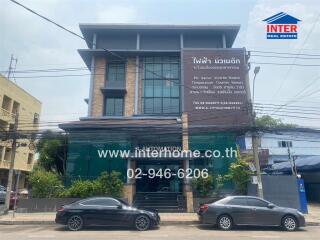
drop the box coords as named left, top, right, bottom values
left=142, top=56, right=180, bottom=114
left=105, top=97, right=124, bottom=116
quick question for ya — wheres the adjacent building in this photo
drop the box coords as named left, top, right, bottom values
left=241, top=129, right=320, bottom=202
left=60, top=24, right=252, bottom=211
left=0, top=74, right=41, bottom=190
left=242, top=129, right=320, bottom=166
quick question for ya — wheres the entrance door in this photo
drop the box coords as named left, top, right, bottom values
left=135, top=160, right=182, bottom=192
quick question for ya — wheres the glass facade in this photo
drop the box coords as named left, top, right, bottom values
left=142, top=56, right=180, bottom=114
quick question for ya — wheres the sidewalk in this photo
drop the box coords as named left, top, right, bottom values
left=0, top=205, right=319, bottom=226
left=307, top=204, right=320, bottom=226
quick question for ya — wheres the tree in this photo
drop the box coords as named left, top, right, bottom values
left=255, top=115, right=297, bottom=128
left=225, top=146, right=253, bottom=194
left=36, top=130, right=67, bottom=175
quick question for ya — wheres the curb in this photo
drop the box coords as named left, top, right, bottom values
left=0, top=220, right=319, bottom=226
left=0, top=220, right=56, bottom=225
left=161, top=220, right=199, bottom=226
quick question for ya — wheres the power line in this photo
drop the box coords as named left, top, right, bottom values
left=270, top=13, right=320, bottom=99
left=254, top=102, right=320, bottom=110
left=249, top=50, right=320, bottom=57
left=250, top=54, right=320, bottom=60
left=8, top=0, right=192, bottom=92
left=249, top=62, right=320, bottom=66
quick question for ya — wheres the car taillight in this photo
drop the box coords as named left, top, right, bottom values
left=57, top=207, right=65, bottom=212
left=199, top=204, right=209, bottom=212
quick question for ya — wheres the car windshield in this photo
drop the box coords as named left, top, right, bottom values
left=117, top=198, right=129, bottom=206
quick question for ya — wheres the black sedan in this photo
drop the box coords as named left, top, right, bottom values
left=55, top=197, right=160, bottom=231
left=198, top=196, right=305, bottom=231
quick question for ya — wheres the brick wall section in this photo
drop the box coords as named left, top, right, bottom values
left=91, top=57, right=106, bottom=117
left=124, top=57, right=136, bottom=116
left=138, top=59, right=143, bottom=114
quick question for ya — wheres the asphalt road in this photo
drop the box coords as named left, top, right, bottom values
left=0, top=224, right=319, bottom=240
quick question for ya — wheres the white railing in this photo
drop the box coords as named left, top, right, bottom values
left=0, top=107, right=15, bottom=121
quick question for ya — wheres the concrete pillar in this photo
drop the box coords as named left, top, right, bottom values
left=123, top=184, right=135, bottom=205
left=181, top=112, right=194, bottom=212
left=222, top=34, right=227, bottom=48
left=123, top=158, right=136, bottom=205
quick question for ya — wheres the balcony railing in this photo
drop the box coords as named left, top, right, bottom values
left=105, top=80, right=126, bottom=89
left=0, top=107, right=15, bottom=122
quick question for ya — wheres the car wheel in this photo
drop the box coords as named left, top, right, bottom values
left=67, top=215, right=83, bottom=231
left=218, top=215, right=233, bottom=230
left=282, top=215, right=298, bottom=231
left=135, top=215, right=151, bottom=231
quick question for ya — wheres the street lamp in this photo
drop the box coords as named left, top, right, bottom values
left=251, top=66, right=263, bottom=199
left=252, top=66, right=260, bottom=105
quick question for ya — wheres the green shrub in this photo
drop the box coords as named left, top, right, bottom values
left=61, top=171, right=124, bottom=198
left=192, top=175, right=213, bottom=197
left=98, top=171, right=124, bottom=197
left=29, top=169, right=64, bottom=198
left=62, top=179, right=104, bottom=198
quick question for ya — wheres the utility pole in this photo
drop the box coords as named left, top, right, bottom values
left=287, top=146, right=297, bottom=176
left=5, top=111, right=19, bottom=211
left=252, top=133, right=264, bottom=198
left=251, top=66, right=264, bottom=198
left=13, top=170, right=21, bottom=217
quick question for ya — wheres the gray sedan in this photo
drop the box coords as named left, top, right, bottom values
left=198, top=196, right=305, bottom=231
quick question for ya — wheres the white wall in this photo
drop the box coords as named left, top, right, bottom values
left=245, top=131, right=320, bottom=164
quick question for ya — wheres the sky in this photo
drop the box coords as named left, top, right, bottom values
left=1, top=0, right=320, bottom=128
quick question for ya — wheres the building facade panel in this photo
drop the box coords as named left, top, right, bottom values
left=140, top=34, right=181, bottom=50
left=97, top=33, right=137, bottom=50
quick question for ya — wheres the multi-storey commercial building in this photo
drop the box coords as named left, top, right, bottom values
left=0, top=75, right=41, bottom=190
left=60, top=24, right=252, bottom=212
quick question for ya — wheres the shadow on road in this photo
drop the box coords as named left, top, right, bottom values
left=55, top=225, right=160, bottom=232
left=197, top=224, right=306, bottom=232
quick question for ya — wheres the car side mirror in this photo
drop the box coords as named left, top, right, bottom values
left=117, top=204, right=122, bottom=209
left=267, top=203, right=275, bottom=209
